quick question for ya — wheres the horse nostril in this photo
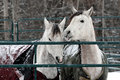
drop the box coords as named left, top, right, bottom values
left=56, top=56, right=63, bottom=63
left=65, top=31, right=70, bottom=38
left=56, top=56, right=59, bottom=62
left=67, top=31, right=70, bottom=35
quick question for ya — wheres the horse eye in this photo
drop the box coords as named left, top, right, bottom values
left=80, top=20, right=84, bottom=23
left=49, top=38, right=52, bottom=41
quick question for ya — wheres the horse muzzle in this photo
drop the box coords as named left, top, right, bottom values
left=56, top=56, right=63, bottom=63
left=64, top=30, right=73, bottom=41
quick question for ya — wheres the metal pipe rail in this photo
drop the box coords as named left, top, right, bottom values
left=0, top=41, right=120, bottom=45
left=0, top=64, right=120, bottom=68
left=0, top=41, right=119, bottom=80
left=0, top=19, right=14, bottom=41
left=16, top=16, right=120, bottom=41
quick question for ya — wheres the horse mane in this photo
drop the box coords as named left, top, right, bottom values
left=67, top=11, right=83, bottom=27
left=70, top=12, right=83, bottom=20
left=52, top=23, right=61, bottom=36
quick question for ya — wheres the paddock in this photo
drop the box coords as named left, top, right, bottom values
left=0, top=17, right=120, bottom=80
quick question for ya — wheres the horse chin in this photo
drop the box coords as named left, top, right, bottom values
left=64, top=37, right=71, bottom=41
left=69, top=38, right=80, bottom=42
left=64, top=35, right=73, bottom=41
left=55, top=58, right=63, bottom=64
left=55, top=60, right=62, bottom=64
left=57, top=60, right=63, bottom=64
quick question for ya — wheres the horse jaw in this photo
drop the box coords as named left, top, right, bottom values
left=36, top=45, right=58, bottom=79
left=47, top=44, right=63, bottom=63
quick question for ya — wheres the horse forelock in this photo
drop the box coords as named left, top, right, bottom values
left=52, top=23, right=61, bottom=36
left=67, top=11, right=83, bottom=25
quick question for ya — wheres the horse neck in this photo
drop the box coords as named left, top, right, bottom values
left=81, top=44, right=102, bottom=63
left=81, top=28, right=102, bottom=64
left=88, top=25, right=96, bottom=41
left=80, top=29, right=103, bottom=79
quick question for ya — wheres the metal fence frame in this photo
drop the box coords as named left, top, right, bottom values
left=16, top=16, right=120, bottom=41
left=0, top=19, right=14, bottom=41
left=0, top=41, right=120, bottom=80
left=0, top=16, right=120, bottom=79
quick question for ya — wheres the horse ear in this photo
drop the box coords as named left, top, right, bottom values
left=70, top=6, right=78, bottom=13
left=44, top=17, right=50, bottom=29
left=59, top=17, right=66, bottom=31
left=84, top=7, right=93, bottom=16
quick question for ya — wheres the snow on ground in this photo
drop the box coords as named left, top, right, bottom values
left=107, top=71, right=120, bottom=80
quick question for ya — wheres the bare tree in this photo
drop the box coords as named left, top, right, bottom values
left=102, top=0, right=105, bottom=41
left=11, top=0, right=19, bottom=41
left=3, top=0, right=9, bottom=40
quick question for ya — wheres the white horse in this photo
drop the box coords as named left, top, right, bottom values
left=63, top=7, right=108, bottom=80
left=36, top=17, right=66, bottom=79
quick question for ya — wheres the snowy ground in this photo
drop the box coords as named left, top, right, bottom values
left=107, top=71, right=120, bottom=80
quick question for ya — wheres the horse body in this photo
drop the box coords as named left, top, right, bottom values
left=8, top=18, right=66, bottom=80
left=36, top=17, right=66, bottom=79
left=63, top=7, right=108, bottom=80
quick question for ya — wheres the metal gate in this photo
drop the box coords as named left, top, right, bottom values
left=0, top=16, right=120, bottom=80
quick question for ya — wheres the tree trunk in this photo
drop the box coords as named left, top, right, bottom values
left=102, top=0, right=105, bottom=41
left=102, top=0, right=105, bottom=51
left=11, top=0, right=19, bottom=41
left=3, top=0, right=9, bottom=40
left=76, top=0, right=79, bottom=10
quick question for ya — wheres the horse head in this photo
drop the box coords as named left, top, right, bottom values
left=43, top=17, right=66, bottom=63
left=64, top=7, right=96, bottom=41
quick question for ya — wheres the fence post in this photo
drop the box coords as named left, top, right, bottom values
left=11, top=20, right=14, bottom=41
left=34, top=45, right=37, bottom=80
left=16, top=21, right=19, bottom=41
